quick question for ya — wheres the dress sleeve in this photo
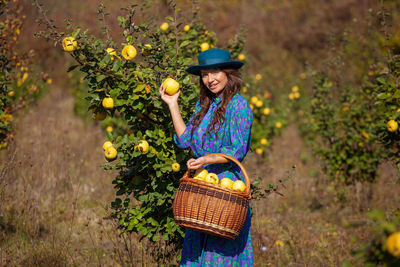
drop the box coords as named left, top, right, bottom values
left=220, top=98, right=253, bottom=166
left=173, top=100, right=201, bottom=149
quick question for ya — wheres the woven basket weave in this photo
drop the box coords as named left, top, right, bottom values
left=173, top=153, right=251, bottom=240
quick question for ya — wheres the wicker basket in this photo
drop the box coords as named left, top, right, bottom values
left=173, top=153, right=251, bottom=240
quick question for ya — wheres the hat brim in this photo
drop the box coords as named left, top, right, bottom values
left=186, top=61, right=244, bottom=76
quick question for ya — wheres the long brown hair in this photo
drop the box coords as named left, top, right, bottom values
left=190, top=68, right=242, bottom=140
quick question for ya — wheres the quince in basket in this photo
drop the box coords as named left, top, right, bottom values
left=232, top=180, right=246, bottom=192
left=193, top=168, right=208, bottom=181
left=219, top=178, right=234, bottom=189
left=204, top=173, right=219, bottom=184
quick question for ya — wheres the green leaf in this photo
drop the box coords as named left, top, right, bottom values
left=106, top=131, right=113, bottom=141
left=117, top=16, right=125, bottom=24
left=152, top=235, right=161, bottom=242
left=393, top=90, right=400, bottom=98
left=96, top=75, right=106, bottom=82
left=127, top=220, right=135, bottom=230
left=89, top=93, right=100, bottom=101
left=376, top=93, right=387, bottom=100
left=113, top=60, right=122, bottom=72
left=162, top=233, right=169, bottom=241
left=115, top=99, right=128, bottom=106
left=376, top=77, right=386, bottom=84
left=183, top=57, right=193, bottom=66
left=182, top=75, right=191, bottom=85
left=104, top=54, right=111, bottom=64
left=134, top=83, right=146, bottom=93
left=72, top=28, right=81, bottom=38
left=67, top=65, right=80, bottom=72
left=179, top=40, right=190, bottom=48
left=109, top=88, right=120, bottom=98
left=366, top=209, right=385, bottom=221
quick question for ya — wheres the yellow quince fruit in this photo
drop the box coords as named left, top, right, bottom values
left=200, top=43, right=210, bottom=52
left=102, top=97, right=114, bottom=109
left=103, top=141, right=113, bottom=151
left=263, top=107, right=271, bottom=115
left=62, top=36, right=77, bottom=52
left=250, top=96, right=258, bottom=105
left=232, top=180, right=246, bottom=192
left=193, top=168, right=208, bottom=181
left=387, top=120, right=398, bottom=132
left=219, top=178, right=234, bottom=189
left=121, top=45, right=137, bottom=60
left=260, top=138, right=268, bottom=145
left=204, top=173, right=219, bottom=184
left=162, top=78, right=180, bottom=96
left=172, top=163, right=180, bottom=172
left=160, top=22, right=169, bottom=31
left=135, top=140, right=149, bottom=154
left=142, top=44, right=152, bottom=55
left=387, top=232, right=400, bottom=257
left=105, top=146, right=117, bottom=161
left=106, top=48, right=119, bottom=60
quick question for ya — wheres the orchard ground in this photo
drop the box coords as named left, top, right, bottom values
left=1, top=80, right=399, bottom=266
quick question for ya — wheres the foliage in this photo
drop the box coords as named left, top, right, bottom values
left=305, top=75, right=383, bottom=185
left=365, top=41, right=400, bottom=181
left=295, top=5, right=400, bottom=187
left=349, top=209, right=400, bottom=266
left=241, top=75, right=292, bottom=157
left=0, top=0, right=47, bottom=149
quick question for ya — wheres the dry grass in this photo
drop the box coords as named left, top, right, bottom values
left=247, top=124, right=400, bottom=266
left=0, top=79, right=153, bottom=266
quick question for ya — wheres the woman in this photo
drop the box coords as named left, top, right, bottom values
left=160, top=48, right=253, bottom=266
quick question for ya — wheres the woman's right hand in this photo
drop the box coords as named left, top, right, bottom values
left=159, top=84, right=180, bottom=107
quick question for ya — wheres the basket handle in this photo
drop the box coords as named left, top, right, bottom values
left=182, top=153, right=251, bottom=196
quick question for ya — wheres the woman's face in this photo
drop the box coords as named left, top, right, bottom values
left=200, top=69, right=228, bottom=95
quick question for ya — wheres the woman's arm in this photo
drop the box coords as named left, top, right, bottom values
left=187, top=154, right=229, bottom=170
left=205, top=154, right=229, bottom=164
left=159, top=85, right=186, bottom=138
left=168, top=103, right=186, bottom=138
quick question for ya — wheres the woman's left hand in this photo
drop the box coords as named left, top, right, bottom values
left=187, top=157, right=207, bottom=170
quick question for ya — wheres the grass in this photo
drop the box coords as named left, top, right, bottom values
left=248, top=125, right=399, bottom=266
left=0, top=81, right=151, bottom=266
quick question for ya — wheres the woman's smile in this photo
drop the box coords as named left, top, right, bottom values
left=200, top=69, right=228, bottom=94
left=209, top=82, right=219, bottom=90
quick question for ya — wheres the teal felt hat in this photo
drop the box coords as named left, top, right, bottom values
left=186, top=48, right=244, bottom=76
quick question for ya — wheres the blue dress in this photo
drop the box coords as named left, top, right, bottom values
left=174, top=93, right=254, bottom=266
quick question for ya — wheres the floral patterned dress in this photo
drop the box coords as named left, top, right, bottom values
left=173, top=92, right=254, bottom=267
